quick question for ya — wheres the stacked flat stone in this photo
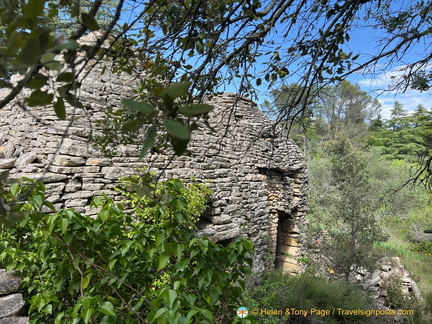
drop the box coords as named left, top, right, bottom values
left=0, top=34, right=308, bottom=274
left=0, top=270, right=28, bottom=324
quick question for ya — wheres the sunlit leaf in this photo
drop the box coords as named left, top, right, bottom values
left=157, top=253, right=170, bottom=271
left=99, top=301, right=116, bottom=316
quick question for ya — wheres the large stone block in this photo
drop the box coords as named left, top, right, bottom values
left=0, top=294, right=25, bottom=318
left=0, top=271, right=21, bottom=296
left=15, top=153, right=36, bottom=166
left=59, top=138, right=91, bottom=157
left=53, top=155, right=86, bottom=166
left=0, top=158, right=16, bottom=169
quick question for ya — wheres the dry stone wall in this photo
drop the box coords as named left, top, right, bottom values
left=0, top=270, right=28, bottom=323
left=0, top=48, right=307, bottom=274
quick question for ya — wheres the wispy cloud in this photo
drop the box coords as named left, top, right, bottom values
left=351, top=65, right=432, bottom=119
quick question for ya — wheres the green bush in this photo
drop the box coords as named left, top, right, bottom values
left=0, top=178, right=253, bottom=323
left=245, top=271, right=373, bottom=323
left=115, top=171, right=212, bottom=229
left=412, top=241, right=432, bottom=256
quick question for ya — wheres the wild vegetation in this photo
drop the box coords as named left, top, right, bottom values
left=1, top=0, right=432, bottom=323
left=264, top=80, right=432, bottom=323
left=0, top=176, right=253, bottom=323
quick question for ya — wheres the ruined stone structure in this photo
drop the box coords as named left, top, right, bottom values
left=359, top=257, right=422, bottom=308
left=0, top=39, right=308, bottom=274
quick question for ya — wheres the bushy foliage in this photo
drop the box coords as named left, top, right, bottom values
left=412, top=241, right=432, bottom=256
left=0, top=177, right=253, bottom=323
left=308, top=137, right=387, bottom=279
left=245, top=271, right=373, bottom=323
left=115, top=171, right=212, bottom=229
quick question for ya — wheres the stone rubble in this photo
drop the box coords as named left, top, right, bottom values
left=358, top=257, right=422, bottom=307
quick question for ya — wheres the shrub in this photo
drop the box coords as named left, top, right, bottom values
left=0, top=178, right=253, bottom=323
left=412, top=241, right=432, bottom=256
left=245, top=271, right=373, bottom=323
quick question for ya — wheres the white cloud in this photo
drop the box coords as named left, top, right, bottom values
left=358, top=65, right=410, bottom=90
left=374, top=90, right=431, bottom=119
left=351, top=65, right=432, bottom=119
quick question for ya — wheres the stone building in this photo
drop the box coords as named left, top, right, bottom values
left=0, top=41, right=307, bottom=274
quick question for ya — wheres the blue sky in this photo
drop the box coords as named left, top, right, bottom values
left=345, top=25, right=431, bottom=119
left=119, top=1, right=431, bottom=120
left=249, top=1, right=431, bottom=120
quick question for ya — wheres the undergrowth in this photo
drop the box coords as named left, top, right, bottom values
left=244, top=270, right=374, bottom=323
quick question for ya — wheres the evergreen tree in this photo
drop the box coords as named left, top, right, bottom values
left=310, top=136, right=387, bottom=279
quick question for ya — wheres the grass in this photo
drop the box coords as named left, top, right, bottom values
left=245, top=270, right=374, bottom=323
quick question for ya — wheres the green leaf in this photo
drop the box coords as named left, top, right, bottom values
left=55, top=39, right=79, bottom=51
left=54, top=98, right=66, bottom=120
left=9, top=182, right=19, bottom=196
left=186, top=309, right=199, bottom=320
left=17, top=37, right=40, bottom=65
left=196, top=40, right=204, bottom=54
left=156, top=233, right=165, bottom=247
left=100, top=315, right=116, bottom=324
left=81, top=307, right=94, bottom=324
left=98, top=209, right=109, bottom=222
left=44, top=57, right=64, bottom=70
left=63, top=92, right=83, bottom=108
left=29, top=194, right=44, bottom=209
left=201, top=309, right=213, bottom=321
left=170, top=137, right=189, bottom=156
left=209, top=289, right=219, bottom=305
left=121, top=99, right=155, bottom=114
left=23, top=0, right=45, bottom=19
left=175, top=258, right=189, bottom=271
left=162, top=82, right=192, bottom=100
left=157, top=253, right=170, bottom=271
left=26, top=74, right=48, bottom=89
left=122, top=119, right=146, bottom=133
left=56, top=72, right=75, bottom=83
left=172, top=243, right=184, bottom=259
left=81, top=275, right=91, bottom=290
left=99, top=301, right=116, bottom=316
left=179, top=104, right=213, bottom=117
left=27, top=90, right=54, bottom=107
left=41, top=52, right=56, bottom=64
left=58, top=218, right=69, bottom=234
left=153, top=308, right=166, bottom=320
left=163, top=290, right=178, bottom=309
left=140, top=126, right=157, bottom=157
left=164, top=120, right=190, bottom=140
left=5, top=32, right=25, bottom=56
left=81, top=13, right=100, bottom=31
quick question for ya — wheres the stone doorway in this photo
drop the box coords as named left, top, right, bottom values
left=259, top=167, right=300, bottom=273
